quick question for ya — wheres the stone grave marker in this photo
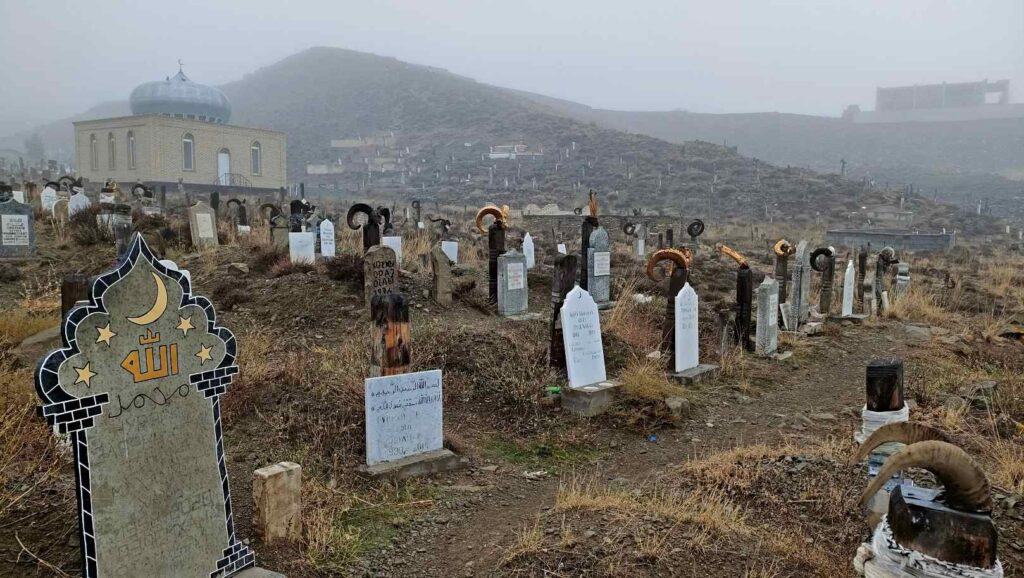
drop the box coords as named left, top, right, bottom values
left=34, top=234, right=255, bottom=576
left=842, top=260, right=855, bottom=316
left=755, top=277, right=779, bottom=356
left=289, top=232, right=315, bottom=265
left=41, top=186, right=58, bottom=213
left=440, top=240, right=458, bottom=264
left=674, top=283, right=699, bottom=372
left=270, top=215, right=290, bottom=250
left=53, top=198, right=69, bottom=224
left=557, top=243, right=567, bottom=255
left=188, top=202, right=219, bottom=250
left=560, top=286, right=606, bottom=388
left=497, top=249, right=528, bottom=316
left=320, top=219, right=336, bottom=258
left=382, top=235, right=403, bottom=262
left=68, top=191, right=91, bottom=217
left=431, top=245, right=453, bottom=306
left=522, top=233, right=535, bottom=269
left=364, top=245, right=398, bottom=303
left=587, top=227, right=611, bottom=306
left=11, top=190, right=25, bottom=204
left=894, top=263, right=911, bottom=299
left=0, top=198, right=35, bottom=258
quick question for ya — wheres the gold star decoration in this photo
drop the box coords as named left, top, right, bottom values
left=95, top=323, right=116, bottom=346
left=196, top=344, right=213, bottom=365
left=177, top=316, right=195, bottom=336
left=74, top=363, right=96, bottom=386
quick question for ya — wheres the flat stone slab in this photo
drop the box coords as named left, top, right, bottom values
left=506, top=312, right=544, bottom=322
left=771, top=351, right=794, bottom=361
left=235, top=567, right=286, bottom=578
left=562, top=381, right=619, bottom=417
left=801, top=322, right=824, bottom=335
left=831, top=314, right=868, bottom=324
left=360, top=448, right=464, bottom=481
left=671, top=364, right=721, bottom=385
left=595, top=300, right=617, bottom=311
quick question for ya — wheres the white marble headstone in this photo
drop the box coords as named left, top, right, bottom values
left=842, top=260, right=855, bottom=317
left=68, top=192, right=91, bottom=217
left=364, top=369, right=443, bottom=466
left=289, top=232, right=316, bottom=265
left=441, top=240, right=459, bottom=264
left=674, top=283, right=699, bottom=372
left=382, top=235, right=403, bottom=262
left=320, top=219, right=336, bottom=258
left=557, top=243, right=567, bottom=255
left=41, top=187, right=58, bottom=213
left=523, top=233, right=535, bottom=269
left=560, top=286, right=607, bottom=388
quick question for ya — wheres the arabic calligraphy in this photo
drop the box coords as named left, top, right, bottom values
left=108, top=383, right=191, bottom=419
left=120, top=328, right=180, bottom=383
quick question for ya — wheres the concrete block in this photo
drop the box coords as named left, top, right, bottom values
left=253, top=462, right=302, bottom=545
left=562, top=381, right=619, bottom=417
left=801, top=322, right=824, bottom=335
left=361, top=448, right=465, bottom=480
left=234, top=567, right=286, bottom=578
left=671, top=364, right=720, bottom=385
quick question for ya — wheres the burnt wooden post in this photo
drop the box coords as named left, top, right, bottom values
left=663, top=264, right=689, bottom=358
left=775, top=252, right=789, bottom=304
left=665, top=228, right=674, bottom=248
left=549, top=255, right=578, bottom=368
left=657, top=233, right=664, bottom=249
left=487, top=223, right=506, bottom=303
left=856, top=245, right=868, bottom=307
left=866, top=358, right=904, bottom=411
left=811, top=247, right=836, bottom=316
left=888, top=485, right=997, bottom=569
left=61, top=273, right=90, bottom=321
left=370, top=293, right=411, bottom=377
left=735, top=265, right=754, bottom=351
left=579, top=215, right=598, bottom=290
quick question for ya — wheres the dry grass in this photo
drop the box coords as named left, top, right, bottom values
left=0, top=310, right=57, bottom=348
left=885, top=284, right=947, bottom=325
left=605, top=277, right=662, bottom=351
left=618, top=356, right=682, bottom=401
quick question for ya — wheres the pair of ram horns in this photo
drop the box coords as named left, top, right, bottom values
left=646, top=247, right=693, bottom=281
left=852, top=422, right=991, bottom=514
left=773, top=239, right=796, bottom=257
left=716, top=243, right=749, bottom=268
left=687, top=219, right=705, bottom=239
left=346, top=203, right=391, bottom=230
left=475, top=204, right=511, bottom=233
left=810, top=246, right=836, bottom=272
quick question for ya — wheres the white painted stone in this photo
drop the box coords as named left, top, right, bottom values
left=635, top=237, right=645, bottom=257
left=507, top=262, right=525, bottom=290
left=842, top=260, right=855, bottom=317
left=11, top=191, right=25, bottom=204
left=560, top=286, right=607, bottom=388
left=41, top=187, right=58, bottom=213
left=68, top=192, right=91, bottom=217
left=557, top=243, right=567, bottom=255
left=289, top=232, right=316, bottom=265
left=592, top=252, right=610, bottom=276
left=365, top=369, right=443, bottom=466
left=522, top=233, right=535, bottom=269
left=319, top=219, right=336, bottom=258
left=159, top=259, right=192, bottom=286
left=441, top=240, right=459, bottom=264
left=237, top=225, right=251, bottom=235
left=674, top=283, right=699, bottom=373
left=382, top=235, right=403, bottom=262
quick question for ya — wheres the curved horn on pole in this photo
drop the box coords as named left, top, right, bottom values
left=773, top=239, right=795, bottom=257
left=259, top=203, right=282, bottom=221
left=475, top=204, right=505, bottom=233
left=810, top=247, right=835, bottom=273
left=346, top=203, right=374, bottom=230
left=377, top=206, right=392, bottom=228
left=715, top=243, right=748, bottom=268
left=687, top=219, right=705, bottom=238
left=588, top=190, right=598, bottom=217
left=646, top=248, right=693, bottom=281
left=623, top=222, right=637, bottom=236
left=858, top=440, right=992, bottom=513
left=850, top=422, right=951, bottom=465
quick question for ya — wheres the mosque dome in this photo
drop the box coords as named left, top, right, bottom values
left=129, top=69, right=231, bottom=124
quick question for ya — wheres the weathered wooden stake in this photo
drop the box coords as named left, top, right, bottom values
left=370, top=293, right=411, bottom=377
left=549, top=255, right=578, bottom=368
left=580, top=215, right=598, bottom=290
left=735, top=266, right=754, bottom=351
left=487, top=224, right=506, bottom=304
left=61, top=273, right=90, bottom=321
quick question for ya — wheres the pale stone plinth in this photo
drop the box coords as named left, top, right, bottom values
left=562, top=381, right=619, bottom=417
left=671, top=364, right=720, bottom=385
left=253, top=462, right=302, bottom=545
left=360, top=449, right=464, bottom=480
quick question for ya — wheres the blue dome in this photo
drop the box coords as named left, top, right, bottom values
left=129, top=70, right=231, bottom=124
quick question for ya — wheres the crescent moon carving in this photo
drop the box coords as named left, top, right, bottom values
left=128, top=272, right=168, bottom=326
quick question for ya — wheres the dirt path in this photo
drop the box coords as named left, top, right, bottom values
left=361, top=322, right=909, bottom=577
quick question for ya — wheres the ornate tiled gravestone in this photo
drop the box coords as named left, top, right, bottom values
left=69, top=191, right=92, bottom=217
left=560, top=286, right=606, bottom=388
left=0, top=198, right=35, bottom=258
left=320, top=219, right=336, bottom=258
left=673, top=283, right=699, bottom=372
left=497, top=249, right=528, bottom=316
left=363, top=245, right=398, bottom=303
left=586, top=227, right=611, bottom=306
left=289, top=232, right=315, bottom=265
left=34, top=234, right=253, bottom=577
left=842, top=260, right=855, bottom=316
left=189, top=202, right=219, bottom=250
left=755, top=277, right=779, bottom=356
left=382, top=235, right=403, bottom=262
left=522, top=233, right=535, bottom=269
left=430, top=245, right=453, bottom=307
left=440, top=241, right=458, bottom=265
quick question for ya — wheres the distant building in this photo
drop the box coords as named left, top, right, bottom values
left=863, top=205, right=914, bottom=225
left=488, top=144, right=543, bottom=160
left=73, top=67, right=286, bottom=193
left=847, top=79, right=1024, bottom=124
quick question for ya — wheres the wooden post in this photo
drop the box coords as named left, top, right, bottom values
left=775, top=253, right=789, bottom=304
left=61, top=273, right=90, bottom=321
left=866, top=358, right=904, bottom=411
left=819, top=254, right=836, bottom=316
left=857, top=245, right=868, bottom=307
left=662, top=265, right=689, bottom=360
left=657, top=233, right=664, bottom=249
left=735, top=266, right=754, bottom=351
left=580, top=216, right=597, bottom=290
left=666, top=228, right=674, bottom=248
left=370, top=293, right=411, bottom=377
left=549, top=255, right=578, bottom=368
left=487, top=223, right=506, bottom=304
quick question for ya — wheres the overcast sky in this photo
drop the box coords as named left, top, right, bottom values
left=1, top=0, right=1021, bottom=137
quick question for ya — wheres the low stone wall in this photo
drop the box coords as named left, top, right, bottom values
left=825, top=229, right=955, bottom=253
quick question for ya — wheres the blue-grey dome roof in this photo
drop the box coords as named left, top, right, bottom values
left=129, top=70, right=231, bottom=124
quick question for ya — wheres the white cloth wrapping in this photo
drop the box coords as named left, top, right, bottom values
left=855, top=405, right=910, bottom=446
left=856, top=516, right=1003, bottom=578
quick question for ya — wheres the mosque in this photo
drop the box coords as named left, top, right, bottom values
left=73, top=66, right=286, bottom=193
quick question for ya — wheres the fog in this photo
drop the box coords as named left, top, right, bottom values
left=1, top=0, right=1021, bottom=136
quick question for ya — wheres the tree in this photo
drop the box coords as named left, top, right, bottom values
left=24, top=133, right=45, bottom=161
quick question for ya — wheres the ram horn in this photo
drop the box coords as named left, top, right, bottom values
left=623, top=222, right=637, bottom=236
left=377, top=206, right=392, bottom=226
left=858, top=440, right=991, bottom=513
left=879, top=246, right=898, bottom=265
left=773, top=239, right=795, bottom=257
left=259, top=203, right=282, bottom=221
left=646, top=248, right=693, bottom=281
left=687, top=219, right=705, bottom=239
left=849, top=422, right=951, bottom=465
left=716, top=243, right=749, bottom=268
left=346, top=203, right=374, bottom=230
left=475, top=204, right=506, bottom=233
left=810, top=247, right=835, bottom=272
left=588, top=190, right=599, bottom=217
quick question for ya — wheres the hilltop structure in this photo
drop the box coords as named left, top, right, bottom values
left=845, top=79, right=1024, bottom=124
left=73, top=66, right=286, bottom=193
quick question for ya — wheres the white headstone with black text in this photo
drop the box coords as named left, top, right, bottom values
left=320, top=219, right=336, bottom=258
left=842, top=260, right=855, bottom=317
left=0, top=198, right=35, bottom=258
left=364, top=369, right=443, bottom=466
left=382, top=235, right=403, bottom=262
left=441, top=240, right=458, bottom=264
left=674, top=283, right=699, bottom=372
left=522, top=233, right=535, bottom=269
left=560, top=286, right=607, bottom=388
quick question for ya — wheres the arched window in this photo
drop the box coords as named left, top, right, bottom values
left=89, top=134, right=98, bottom=171
left=250, top=141, right=262, bottom=176
left=127, top=131, right=136, bottom=170
left=182, top=133, right=195, bottom=171
left=107, top=133, right=116, bottom=170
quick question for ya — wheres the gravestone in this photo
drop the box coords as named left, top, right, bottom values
left=289, top=232, right=315, bottom=265
left=787, top=240, right=808, bottom=330
left=41, top=186, right=58, bottom=213
left=188, top=202, right=219, bottom=250
left=522, top=233, right=535, bottom=269
left=68, top=191, right=91, bottom=217
left=34, top=234, right=255, bottom=576
left=320, top=219, right=336, bottom=258
left=674, top=283, right=699, bottom=372
left=270, top=215, right=290, bottom=251
left=497, top=249, right=528, bottom=316
left=755, top=277, right=779, bottom=356
left=11, top=190, right=25, bottom=204
left=440, top=240, right=459, bottom=264
left=382, top=235, right=403, bottom=263
left=0, top=198, right=35, bottom=258
left=634, top=224, right=647, bottom=257
left=842, top=260, right=855, bottom=316
left=796, top=241, right=812, bottom=321
left=894, top=263, right=911, bottom=299
left=586, top=227, right=611, bottom=306
left=557, top=243, right=567, bottom=255
left=560, top=286, right=606, bottom=388
left=363, top=245, right=398, bottom=303
left=430, top=245, right=453, bottom=307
